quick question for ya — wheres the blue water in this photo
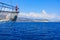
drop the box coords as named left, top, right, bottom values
left=0, top=22, right=60, bottom=40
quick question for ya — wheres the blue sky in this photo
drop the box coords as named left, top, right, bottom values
left=0, top=0, right=60, bottom=21
left=0, top=0, right=60, bottom=14
left=19, top=0, right=60, bottom=14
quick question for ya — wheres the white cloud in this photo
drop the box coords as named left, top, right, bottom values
left=18, top=10, right=60, bottom=21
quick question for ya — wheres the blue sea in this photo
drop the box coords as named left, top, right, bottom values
left=0, top=22, right=60, bottom=40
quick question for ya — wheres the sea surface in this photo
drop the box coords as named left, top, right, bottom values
left=0, top=22, right=60, bottom=40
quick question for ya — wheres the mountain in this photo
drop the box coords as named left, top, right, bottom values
left=17, top=17, right=49, bottom=22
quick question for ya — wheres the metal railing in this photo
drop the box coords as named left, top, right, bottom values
left=0, top=2, right=19, bottom=21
